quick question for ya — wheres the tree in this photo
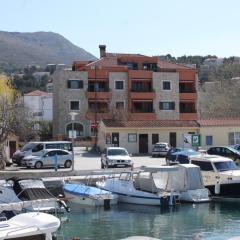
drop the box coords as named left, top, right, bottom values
left=0, top=74, right=36, bottom=168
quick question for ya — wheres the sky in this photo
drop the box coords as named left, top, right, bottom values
left=1, top=0, right=240, bottom=58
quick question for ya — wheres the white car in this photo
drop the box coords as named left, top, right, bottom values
left=101, top=147, right=133, bottom=169
left=21, top=149, right=73, bottom=169
left=152, top=142, right=170, bottom=157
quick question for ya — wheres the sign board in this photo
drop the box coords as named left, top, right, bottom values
left=191, top=134, right=201, bottom=147
left=69, top=130, right=77, bottom=139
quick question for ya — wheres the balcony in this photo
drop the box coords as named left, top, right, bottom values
left=129, top=70, right=152, bottom=79
left=179, top=113, right=198, bottom=120
left=130, top=91, right=155, bottom=100
left=86, top=91, right=112, bottom=99
left=129, top=112, right=156, bottom=121
left=179, top=92, right=197, bottom=101
left=86, top=111, right=112, bottom=121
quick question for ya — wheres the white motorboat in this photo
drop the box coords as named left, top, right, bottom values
left=190, top=154, right=240, bottom=200
left=0, top=178, right=69, bottom=213
left=63, top=183, right=118, bottom=207
left=161, top=164, right=210, bottom=203
left=96, top=166, right=179, bottom=206
left=0, top=212, right=60, bottom=240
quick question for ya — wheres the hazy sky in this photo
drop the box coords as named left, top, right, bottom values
left=1, top=0, right=240, bottom=58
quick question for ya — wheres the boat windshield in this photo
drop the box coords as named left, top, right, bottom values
left=108, top=149, right=128, bottom=156
left=214, top=161, right=238, bottom=172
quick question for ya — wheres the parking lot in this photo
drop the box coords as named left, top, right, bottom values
left=6, top=147, right=167, bottom=172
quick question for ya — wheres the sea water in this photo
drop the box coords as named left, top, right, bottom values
left=59, top=201, right=240, bottom=240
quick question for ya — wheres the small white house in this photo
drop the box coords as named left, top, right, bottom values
left=24, top=90, right=53, bottom=121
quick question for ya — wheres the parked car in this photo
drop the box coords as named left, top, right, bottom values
left=207, top=146, right=240, bottom=163
left=166, top=148, right=202, bottom=165
left=101, top=147, right=133, bottom=169
left=230, top=144, right=240, bottom=152
left=21, top=149, right=73, bottom=169
left=12, top=141, right=73, bottom=166
left=152, top=142, right=170, bottom=157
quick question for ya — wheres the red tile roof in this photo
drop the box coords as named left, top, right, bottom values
left=198, top=119, right=240, bottom=126
left=157, top=59, right=193, bottom=70
left=102, top=120, right=199, bottom=128
left=24, top=90, right=52, bottom=97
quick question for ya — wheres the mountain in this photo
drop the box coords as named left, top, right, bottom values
left=0, top=31, right=97, bottom=68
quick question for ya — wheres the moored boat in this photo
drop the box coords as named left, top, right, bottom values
left=190, top=154, right=240, bottom=201
left=96, top=166, right=179, bottom=206
left=0, top=212, right=60, bottom=240
left=63, top=183, right=118, bottom=207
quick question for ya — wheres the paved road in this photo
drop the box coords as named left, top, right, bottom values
left=5, top=147, right=167, bottom=173
left=74, top=147, right=167, bottom=170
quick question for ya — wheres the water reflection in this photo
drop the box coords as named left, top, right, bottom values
left=61, top=201, right=240, bottom=240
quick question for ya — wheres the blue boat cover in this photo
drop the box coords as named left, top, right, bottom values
left=64, top=183, right=112, bottom=197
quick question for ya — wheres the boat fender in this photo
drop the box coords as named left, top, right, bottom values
left=215, top=181, right=220, bottom=195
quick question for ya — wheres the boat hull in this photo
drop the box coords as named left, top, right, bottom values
left=64, top=191, right=118, bottom=206
left=206, top=182, right=240, bottom=199
left=63, top=183, right=118, bottom=207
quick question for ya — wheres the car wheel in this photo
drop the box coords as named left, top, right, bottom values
left=64, top=160, right=72, bottom=168
left=34, top=161, right=43, bottom=169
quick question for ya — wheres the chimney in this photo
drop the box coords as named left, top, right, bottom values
left=99, top=45, right=106, bottom=58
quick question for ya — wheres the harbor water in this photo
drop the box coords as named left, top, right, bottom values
left=59, top=201, right=240, bottom=240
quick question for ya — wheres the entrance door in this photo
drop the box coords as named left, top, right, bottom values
left=169, top=132, right=176, bottom=147
left=9, top=141, right=17, bottom=158
left=139, top=134, right=148, bottom=154
left=112, top=132, right=119, bottom=147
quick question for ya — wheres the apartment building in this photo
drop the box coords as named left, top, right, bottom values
left=53, top=45, right=198, bottom=152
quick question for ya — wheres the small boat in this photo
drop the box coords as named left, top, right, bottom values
left=0, top=177, right=69, bottom=213
left=0, top=212, right=60, bottom=240
left=63, top=183, right=118, bottom=207
left=96, top=166, right=179, bottom=206
left=190, top=154, right=240, bottom=201
left=165, top=164, right=210, bottom=203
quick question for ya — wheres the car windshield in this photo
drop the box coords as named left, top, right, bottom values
left=21, top=143, right=36, bottom=151
left=108, top=149, right=128, bottom=156
left=214, top=161, right=238, bottom=171
left=228, top=147, right=240, bottom=154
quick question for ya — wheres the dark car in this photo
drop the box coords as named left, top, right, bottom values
left=166, top=148, right=202, bottom=165
left=207, top=146, right=240, bottom=163
left=230, top=144, right=240, bottom=152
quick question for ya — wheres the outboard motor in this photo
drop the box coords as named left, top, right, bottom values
left=58, top=194, right=70, bottom=212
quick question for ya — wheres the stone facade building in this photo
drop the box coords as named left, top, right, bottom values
left=52, top=45, right=198, bottom=151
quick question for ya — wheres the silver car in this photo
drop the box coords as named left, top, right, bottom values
left=101, top=147, right=133, bottom=169
left=21, top=149, right=73, bottom=169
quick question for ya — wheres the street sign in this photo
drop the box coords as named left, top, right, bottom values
left=191, top=134, right=201, bottom=147
left=69, top=130, right=77, bottom=139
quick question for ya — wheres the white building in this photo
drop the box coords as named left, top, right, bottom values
left=24, top=90, right=53, bottom=121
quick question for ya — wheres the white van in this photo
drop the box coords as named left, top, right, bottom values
left=12, top=141, right=73, bottom=166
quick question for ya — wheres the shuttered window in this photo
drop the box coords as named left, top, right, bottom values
left=159, top=101, right=175, bottom=110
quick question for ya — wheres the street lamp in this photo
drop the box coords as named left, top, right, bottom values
left=69, top=112, right=78, bottom=171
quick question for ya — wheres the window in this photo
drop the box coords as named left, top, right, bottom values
left=70, top=101, right=80, bottom=110
left=152, top=134, right=159, bottom=144
left=32, top=144, right=44, bottom=152
left=128, top=133, right=137, bottom=142
left=191, top=161, right=214, bottom=171
left=162, top=81, right=171, bottom=90
left=229, top=132, right=240, bottom=145
left=67, top=80, right=83, bottom=89
left=206, top=136, right=213, bottom=146
left=116, top=102, right=124, bottom=109
left=159, top=101, right=175, bottom=110
left=115, top=81, right=124, bottom=90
